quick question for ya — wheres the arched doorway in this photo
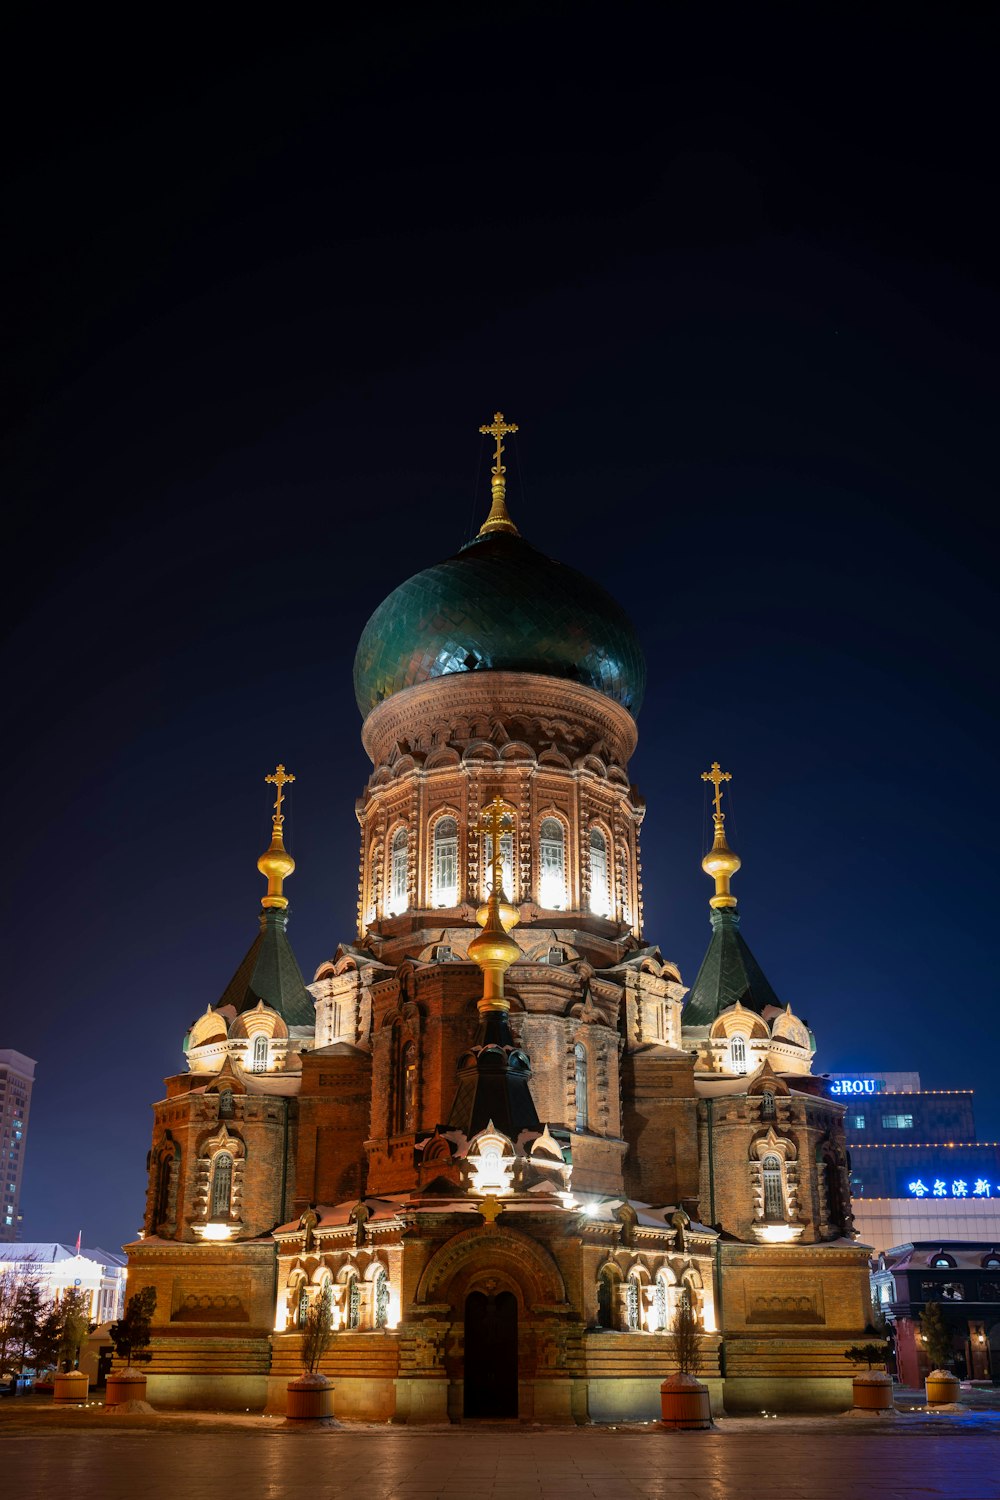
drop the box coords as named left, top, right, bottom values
left=464, top=1290, right=518, bottom=1417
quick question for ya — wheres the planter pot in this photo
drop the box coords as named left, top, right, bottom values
left=105, top=1372, right=149, bottom=1409
left=925, top=1369, right=961, bottom=1405
left=286, top=1373, right=335, bottom=1422
left=53, top=1371, right=90, bottom=1404
left=852, top=1371, right=894, bottom=1411
left=660, top=1372, right=712, bottom=1430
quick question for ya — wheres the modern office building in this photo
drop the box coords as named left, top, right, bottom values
left=0, top=1050, right=35, bottom=1241
left=826, top=1071, right=1000, bottom=1253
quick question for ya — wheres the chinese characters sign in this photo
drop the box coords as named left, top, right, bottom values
left=907, top=1178, right=992, bottom=1199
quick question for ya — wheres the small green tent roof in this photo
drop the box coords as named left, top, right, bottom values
left=683, top=908, right=782, bottom=1027
left=215, top=908, right=315, bottom=1028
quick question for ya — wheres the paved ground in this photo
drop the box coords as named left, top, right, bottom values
left=2, top=1421, right=999, bottom=1500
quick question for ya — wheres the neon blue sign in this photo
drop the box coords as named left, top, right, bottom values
left=907, top=1178, right=992, bottom=1199
left=829, top=1078, right=884, bottom=1095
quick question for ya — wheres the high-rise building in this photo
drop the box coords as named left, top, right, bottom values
left=0, top=1050, right=35, bottom=1242
left=125, top=416, right=873, bottom=1418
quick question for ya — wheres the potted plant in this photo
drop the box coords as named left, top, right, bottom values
left=106, top=1287, right=156, bottom=1410
left=660, top=1297, right=712, bottom=1430
left=920, top=1301, right=960, bottom=1405
left=52, top=1289, right=91, bottom=1403
left=286, top=1288, right=336, bottom=1422
left=845, top=1340, right=892, bottom=1411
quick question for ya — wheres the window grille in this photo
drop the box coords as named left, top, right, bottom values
left=374, top=1269, right=390, bottom=1329
left=389, top=829, right=408, bottom=915
left=432, top=818, right=459, bottom=906
left=539, top=818, right=566, bottom=908
left=210, top=1152, right=233, bottom=1218
left=574, top=1043, right=588, bottom=1132
left=251, top=1034, right=268, bottom=1073
left=589, top=829, right=611, bottom=916
left=762, top=1154, right=784, bottom=1219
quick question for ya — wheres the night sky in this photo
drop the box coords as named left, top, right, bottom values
left=3, top=9, right=998, bottom=1250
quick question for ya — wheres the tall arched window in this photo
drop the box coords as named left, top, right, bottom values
left=432, top=817, right=459, bottom=907
left=762, top=1154, right=784, bottom=1220
left=589, top=828, right=611, bottom=917
left=347, top=1275, right=361, bottom=1329
left=539, top=819, right=566, bottom=909
left=481, top=821, right=514, bottom=899
left=373, top=1267, right=390, bottom=1329
left=252, top=1034, right=268, bottom=1074
left=574, top=1043, right=588, bottom=1133
left=397, top=1040, right=417, bottom=1133
left=625, top=1273, right=641, bottom=1332
left=597, top=1267, right=616, bottom=1329
left=761, top=1088, right=776, bottom=1119
left=654, top=1276, right=668, bottom=1332
left=296, top=1283, right=309, bottom=1328
left=729, top=1034, right=747, bottom=1075
left=388, top=828, right=408, bottom=915
left=210, top=1151, right=233, bottom=1218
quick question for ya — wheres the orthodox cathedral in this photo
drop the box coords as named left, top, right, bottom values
left=126, top=415, right=873, bottom=1419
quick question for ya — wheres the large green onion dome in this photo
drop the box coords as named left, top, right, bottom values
left=353, top=525, right=646, bottom=719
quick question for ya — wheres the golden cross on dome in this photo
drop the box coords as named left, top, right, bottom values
left=265, top=763, right=295, bottom=827
left=476, top=795, right=510, bottom=894
left=479, top=411, right=519, bottom=478
left=701, top=761, right=732, bottom=821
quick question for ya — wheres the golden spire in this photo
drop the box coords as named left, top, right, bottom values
left=477, top=411, right=520, bottom=536
left=257, top=764, right=296, bottom=910
left=700, top=761, right=741, bottom=909
left=468, top=795, right=521, bottom=1011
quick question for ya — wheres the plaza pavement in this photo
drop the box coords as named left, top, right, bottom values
left=1, top=1404, right=999, bottom=1500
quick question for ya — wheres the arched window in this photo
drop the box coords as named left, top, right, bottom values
left=679, top=1283, right=693, bottom=1316
left=388, top=828, right=408, bottom=915
left=574, top=1043, right=588, bottom=1133
left=347, top=1275, right=361, bottom=1330
left=654, top=1276, right=668, bottom=1332
left=625, top=1273, right=641, bottom=1332
left=373, top=1267, right=390, bottom=1329
left=761, top=1089, right=776, bottom=1119
left=432, top=817, right=459, bottom=907
left=296, top=1283, right=309, bottom=1328
left=397, top=1040, right=417, bottom=1134
left=481, top=821, right=514, bottom=899
left=589, top=828, right=611, bottom=917
left=597, top=1267, right=616, bottom=1329
left=539, top=818, right=566, bottom=909
left=210, top=1151, right=233, bottom=1218
left=729, top=1035, right=747, bottom=1076
left=984, top=1254, right=1000, bottom=1269
left=252, top=1034, right=268, bottom=1074
left=762, top=1154, right=784, bottom=1220
left=219, top=1089, right=234, bottom=1118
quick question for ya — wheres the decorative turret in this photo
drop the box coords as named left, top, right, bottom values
left=449, top=797, right=540, bottom=1140
left=684, top=763, right=782, bottom=1028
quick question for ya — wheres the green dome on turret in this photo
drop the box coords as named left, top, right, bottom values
left=353, top=526, right=646, bottom=718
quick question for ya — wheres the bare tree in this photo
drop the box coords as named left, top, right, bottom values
left=301, top=1287, right=333, bottom=1375
left=665, top=1295, right=702, bottom=1377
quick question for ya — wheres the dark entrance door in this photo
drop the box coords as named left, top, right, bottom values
left=463, top=1290, right=518, bottom=1417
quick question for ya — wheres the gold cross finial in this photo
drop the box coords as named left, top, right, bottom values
left=476, top=794, right=510, bottom=896
left=701, top=761, right=731, bottom=821
left=477, top=411, right=520, bottom=536
left=259, top=765, right=296, bottom=910
left=700, top=762, right=741, bottom=910
left=265, top=763, right=295, bottom=829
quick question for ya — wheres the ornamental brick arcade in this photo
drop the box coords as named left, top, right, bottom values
left=125, top=417, right=874, bottom=1418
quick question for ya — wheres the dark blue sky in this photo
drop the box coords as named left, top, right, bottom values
left=3, top=8, right=998, bottom=1248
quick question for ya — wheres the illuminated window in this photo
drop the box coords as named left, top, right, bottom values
left=762, top=1154, right=784, bottom=1220
left=252, top=1035, right=268, bottom=1073
left=210, top=1152, right=233, bottom=1218
left=296, top=1284, right=309, bottom=1328
left=347, top=1275, right=361, bottom=1329
left=881, top=1114, right=914, bottom=1130
left=373, top=1267, right=389, bottom=1329
left=397, top=1041, right=417, bottom=1134
left=654, top=1276, right=668, bottom=1331
left=539, top=819, right=566, bottom=908
left=574, top=1043, right=588, bottom=1133
left=388, top=829, right=408, bottom=915
left=432, top=817, right=459, bottom=907
left=729, top=1035, right=748, bottom=1075
left=625, top=1273, right=641, bottom=1332
left=850, top=1114, right=866, bottom=1128
left=482, top=823, right=514, bottom=899
left=589, top=829, right=611, bottom=916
